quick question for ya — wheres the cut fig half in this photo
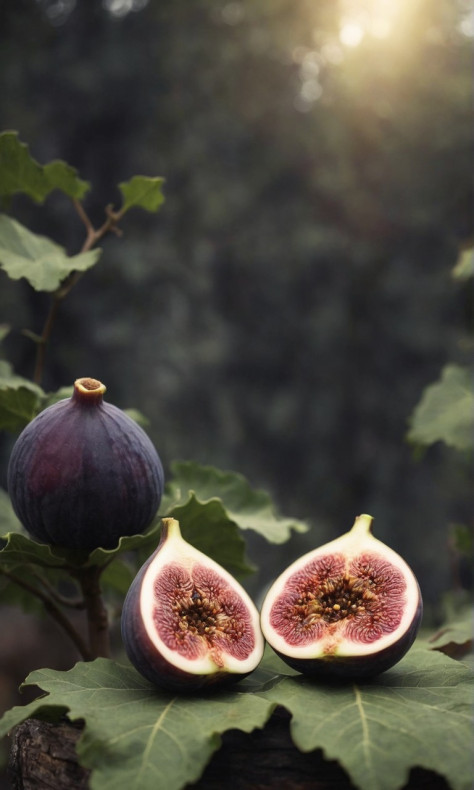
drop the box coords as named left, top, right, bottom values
left=260, top=514, right=423, bottom=678
left=121, top=517, right=264, bottom=692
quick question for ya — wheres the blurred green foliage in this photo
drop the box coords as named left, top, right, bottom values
left=0, top=0, right=472, bottom=608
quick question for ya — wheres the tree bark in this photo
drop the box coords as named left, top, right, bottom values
left=7, top=711, right=451, bottom=790
left=8, top=719, right=89, bottom=790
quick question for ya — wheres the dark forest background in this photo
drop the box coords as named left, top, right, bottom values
left=0, top=0, right=472, bottom=618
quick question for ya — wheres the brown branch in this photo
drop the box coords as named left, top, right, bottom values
left=74, top=200, right=124, bottom=251
left=0, top=568, right=92, bottom=660
left=74, top=566, right=110, bottom=659
left=32, top=200, right=126, bottom=385
left=30, top=569, right=86, bottom=610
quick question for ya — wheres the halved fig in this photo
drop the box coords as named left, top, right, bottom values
left=260, top=514, right=423, bottom=678
left=121, top=517, right=265, bottom=692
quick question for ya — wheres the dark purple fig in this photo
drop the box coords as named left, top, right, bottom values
left=260, top=514, right=423, bottom=679
left=121, top=517, right=264, bottom=692
left=7, top=377, right=164, bottom=552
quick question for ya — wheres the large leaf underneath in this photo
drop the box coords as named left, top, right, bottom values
left=427, top=605, right=473, bottom=658
left=256, top=647, right=473, bottom=790
left=0, top=659, right=274, bottom=790
left=407, top=364, right=473, bottom=451
left=0, top=131, right=89, bottom=202
left=0, top=214, right=101, bottom=291
left=163, top=461, right=308, bottom=544
left=0, top=648, right=471, bottom=790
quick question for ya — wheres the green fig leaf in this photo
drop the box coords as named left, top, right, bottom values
left=1, top=649, right=472, bottom=790
left=85, top=523, right=162, bottom=568
left=162, top=461, right=308, bottom=544
left=0, top=659, right=274, bottom=790
left=452, top=246, right=474, bottom=280
left=0, top=214, right=101, bottom=292
left=0, top=528, right=149, bottom=614
left=99, top=558, right=135, bottom=597
left=427, top=606, right=473, bottom=659
left=0, top=522, right=163, bottom=572
left=255, top=646, right=473, bottom=790
left=0, top=529, right=85, bottom=615
left=0, top=131, right=89, bottom=202
left=118, top=176, right=165, bottom=214
left=0, top=361, right=44, bottom=431
left=40, top=386, right=74, bottom=408
left=0, top=489, right=23, bottom=534
left=407, top=364, right=474, bottom=451
left=165, top=494, right=255, bottom=578
left=0, top=532, right=74, bottom=570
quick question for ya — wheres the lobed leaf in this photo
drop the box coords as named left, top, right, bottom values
left=0, top=214, right=101, bottom=292
left=163, top=461, right=308, bottom=544
left=0, top=360, right=44, bottom=431
left=85, top=523, right=162, bottom=568
left=0, top=659, right=274, bottom=790
left=407, top=364, right=474, bottom=451
left=0, top=525, right=162, bottom=613
left=0, top=131, right=89, bottom=202
left=166, top=494, right=255, bottom=578
left=0, top=488, right=23, bottom=534
left=452, top=246, right=474, bottom=280
left=0, top=531, right=74, bottom=571
left=0, top=647, right=471, bottom=790
left=0, top=323, right=10, bottom=342
left=255, top=646, right=474, bottom=790
left=427, top=605, right=473, bottom=659
left=118, top=176, right=165, bottom=214
left=0, top=522, right=163, bottom=573
left=0, top=531, right=84, bottom=615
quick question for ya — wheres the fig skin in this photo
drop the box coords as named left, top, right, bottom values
left=121, top=517, right=265, bottom=693
left=260, top=514, right=423, bottom=679
left=7, top=377, right=164, bottom=553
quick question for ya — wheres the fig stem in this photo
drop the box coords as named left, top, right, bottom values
left=0, top=567, right=92, bottom=660
left=160, top=517, right=181, bottom=542
left=351, top=514, right=374, bottom=537
left=76, top=566, right=111, bottom=659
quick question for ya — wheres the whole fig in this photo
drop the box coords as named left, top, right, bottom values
left=7, top=377, right=164, bottom=552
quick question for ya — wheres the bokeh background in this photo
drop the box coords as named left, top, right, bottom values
left=0, top=0, right=472, bottom=724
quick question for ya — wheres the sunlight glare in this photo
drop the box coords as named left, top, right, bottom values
left=103, top=0, right=148, bottom=17
left=339, top=22, right=364, bottom=47
left=369, top=18, right=392, bottom=38
left=459, top=10, right=474, bottom=37
left=337, top=0, right=404, bottom=47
